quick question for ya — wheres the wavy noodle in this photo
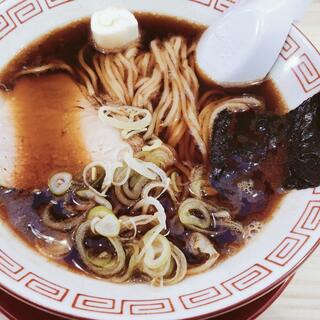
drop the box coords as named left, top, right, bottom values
left=58, top=37, right=205, bottom=158
left=78, top=46, right=99, bottom=95
left=14, top=36, right=240, bottom=161
left=14, top=61, right=75, bottom=80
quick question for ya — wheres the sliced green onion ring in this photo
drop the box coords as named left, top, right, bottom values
left=138, top=225, right=172, bottom=279
left=83, top=161, right=122, bottom=196
left=76, top=189, right=113, bottom=208
left=143, top=234, right=171, bottom=269
left=48, top=172, right=72, bottom=196
left=113, top=165, right=131, bottom=186
left=189, top=166, right=217, bottom=198
left=119, top=215, right=157, bottom=241
left=87, top=206, right=114, bottom=220
left=142, top=181, right=167, bottom=199
left=42, top=203, right=86, bottom=231
left=178, top=198, right=213, bottom=230
left=142, top=138, right=162, bottom=152
left=88, top=206, right=120, bottom=237
left=91, top=214, right=120, bottom=237
left=112, top=244, right=140, bottom=283
left=137, top=145, right=175, bottom=169
left=75, top=221, right=125, bottom=277
left=133, top=197, right=166, bottom=229
left=152, top=243, right=187, bottom=286
left=124, top=153, right=157, bottom=180
left=187, top=232, right=219, bottom=275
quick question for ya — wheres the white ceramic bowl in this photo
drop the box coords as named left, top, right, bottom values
left=0, top=1, right=319, bottom=319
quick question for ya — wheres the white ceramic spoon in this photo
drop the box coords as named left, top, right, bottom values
left=196, top=0, right=312, bottom=87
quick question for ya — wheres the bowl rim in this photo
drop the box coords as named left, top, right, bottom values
left=0, top=0, right=319, bottom=317
left=0, top=273, right=297, bottom=320
left=0, top=239, right=320, bottom=320
left=0, top=238, right=319, bottom=320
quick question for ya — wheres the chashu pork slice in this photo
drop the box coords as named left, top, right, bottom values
left=0, top=73, right=129, bottom=190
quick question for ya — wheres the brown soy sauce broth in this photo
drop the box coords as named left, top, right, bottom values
left=0, top=14, right=286, bottom=278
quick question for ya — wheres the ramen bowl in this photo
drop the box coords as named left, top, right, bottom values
left=0, top=1, right=319, bottom=319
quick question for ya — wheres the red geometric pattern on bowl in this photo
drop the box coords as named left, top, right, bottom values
left=278, top=26, right=320, bottom=94
left=179, top=264, right=271, bottom=310
left=293, top=201, right=320, bottom=233
left=20, top=273, right=69, bottom=302
left=0, top=12, right=15, bottom=40
left=0, top=0, right=42, bottom=40
left=7, top=0, right=42, bottom=23
left=72, top=295, right=174, bottom=315
left=188, top=0, right=237, bottom=10
left=0, top=250, right=24, bottom=281
left=0, top=249, right=68, bottom=302
left=0, top=276, right=296, bottom=320
left=266, top=201, right=320, bottom=266
left=292, top=53, right=320, bottom=92
left=213, top=0, right=237, bottom=12
left=189, top=0, right=212, bottom=7
left=0, top=1, right=319, bottom=319
left=225, top=264, right=271, bottom=291
left=280, top=34, right=300, bottom=60
left=44, top=0, right=72, bottom=8
left=265, top=235, right=308, bottom=267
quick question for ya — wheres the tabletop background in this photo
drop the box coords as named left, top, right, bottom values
left=261, top=0, right=320, bottom=319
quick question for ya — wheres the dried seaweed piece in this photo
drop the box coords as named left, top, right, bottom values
left=210, top=92, right=320, bottom=218
left=210, top=108, right=286, bottom=218
left=284, top=93, right=320, bottom=189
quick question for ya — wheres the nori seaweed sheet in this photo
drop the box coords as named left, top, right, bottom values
left=285, top=92, right=320, bottom=189
left=210, top=92, right=320, bottom=217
